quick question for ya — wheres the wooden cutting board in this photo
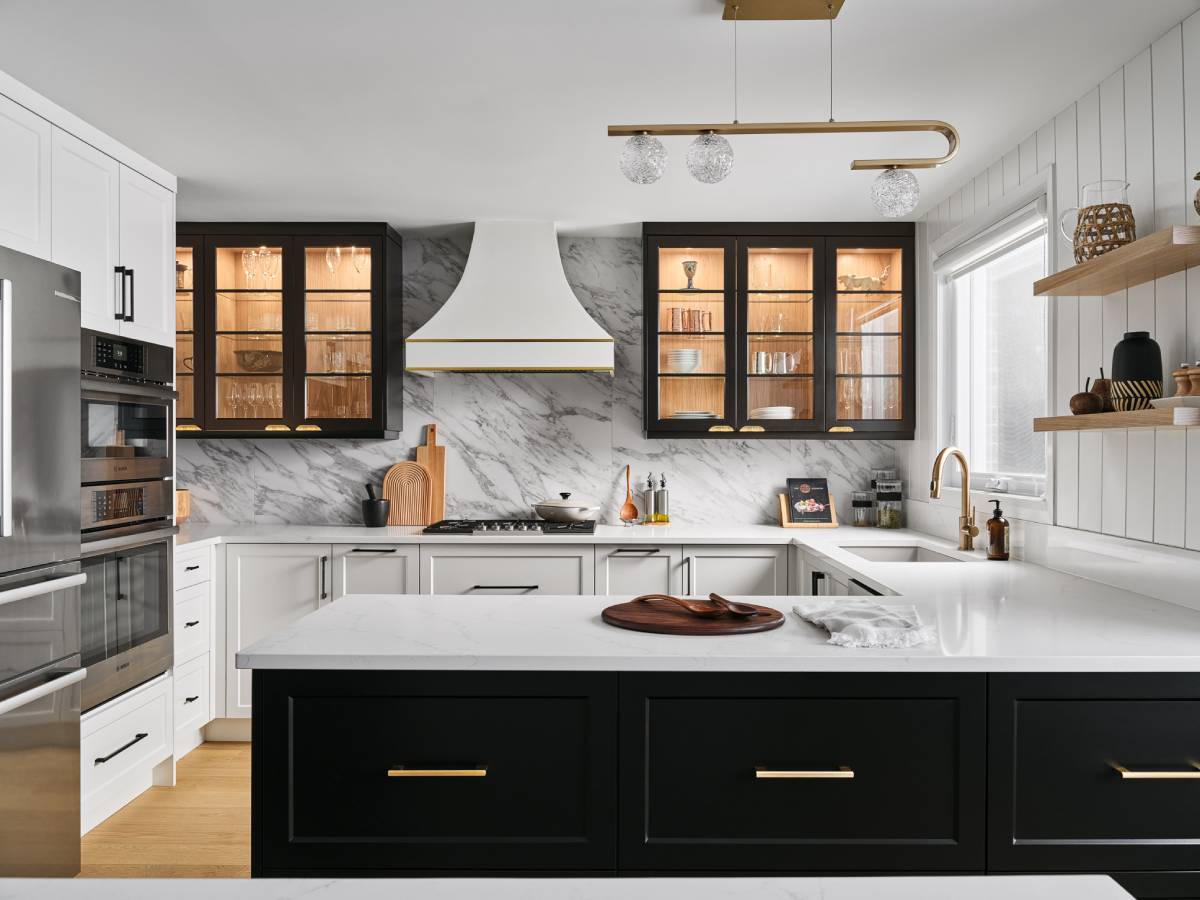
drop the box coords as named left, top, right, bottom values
left=602, top=597, right=785, bottom=635
left=381, top=461, right=432, bottom=525
left=415, top=424, right=446, bottom=522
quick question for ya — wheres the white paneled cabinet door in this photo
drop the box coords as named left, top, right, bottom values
left=51, top=128, right=119, bottom=331
left=682, top=544, right=788, bottom=596
left=595, top=545, right=682, bottom=595
left=0, top=94, right=51, bottom=258
left=332, top=545, right=419, bottom=598
left=225, top=544, right=332, bottom=717
left=117, top=165, right=175, bottom=347
left=420, top=545, right=595, bottom=594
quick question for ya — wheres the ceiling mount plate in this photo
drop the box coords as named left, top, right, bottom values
left=722, top=0, right=845, bottom=20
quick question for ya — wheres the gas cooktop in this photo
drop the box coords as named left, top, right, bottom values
left=422, top=518, right=596, bottom=535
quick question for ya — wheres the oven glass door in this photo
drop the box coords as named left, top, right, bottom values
left=81, top=390, right=171, bottom=482
left=81, top=542, right=170, bottom=668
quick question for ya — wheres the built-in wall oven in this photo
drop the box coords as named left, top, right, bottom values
left=80, top=329, right=176, bottom=710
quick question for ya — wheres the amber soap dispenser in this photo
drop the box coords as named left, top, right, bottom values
left=986, top=499, right=1010, bottom=561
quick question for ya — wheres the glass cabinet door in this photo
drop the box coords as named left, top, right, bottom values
left=298, top=239, right=379, bottom=431
left=825, top=240, right=911, bottom=433
left=175, top=239, right=201, bottom=429
left=647, top=239, right=735, bottom=434
left=210, top=240, right=288, bottom=431
left=738, top=240, right=822, bottom=432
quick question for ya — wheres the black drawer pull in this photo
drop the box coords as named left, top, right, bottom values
left=95, top=732, right=149, bottom=766
left=387, top=764, right=488, bottom=778
left=1112, top=762, right=1200, bottom=780
left=183, top=695, right=199, bottom=704
left=184, top=620, right=200, bottom=628
left=350, top=547, right=398, bottom=553
left=612, top=548, right=662, bottom=556
left=184, top=564, right=201, bottom=572
left=755, top=766, right=854, bottom=780
left=470, top=584, right=538, bottom=591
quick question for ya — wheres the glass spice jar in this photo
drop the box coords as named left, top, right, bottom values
left=850, top=490, right=876, bottom=527
left=869, top=467, right=897, bottom=489
left=875, top=479, right=904, bottom=529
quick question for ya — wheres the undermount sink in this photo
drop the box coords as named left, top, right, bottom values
left=840, top=545, right=962, bottom=563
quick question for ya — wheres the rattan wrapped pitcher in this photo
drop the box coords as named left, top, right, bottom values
left=1060, top=180, right=1137, bottom=263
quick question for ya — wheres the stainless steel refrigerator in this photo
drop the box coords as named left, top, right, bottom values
left=0, top=245, right=84, bottom=876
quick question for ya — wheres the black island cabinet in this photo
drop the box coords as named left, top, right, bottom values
left=643, top=222, right=915, bottom=439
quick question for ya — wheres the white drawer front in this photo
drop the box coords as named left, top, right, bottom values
left=174, top=581, right=211, bottom=664
left=421, top=546, right=594, bottom=595
left=81, top=677, right=170, bottom=830
left=174, top=546, right=211, bottom=590
left=174, top=653, right=210, bottom=740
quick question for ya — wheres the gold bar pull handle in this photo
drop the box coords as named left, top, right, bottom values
left=1111, top=761, right=1200, bottom=780
left=176, top=424, right=201, bottom=432
left=264, top=424, right=291, bottom=432
left=738, top=425, right=765, bottom=433
left=387, top=764, right=488, bottom=778
left=296, top=424, right=322, bottom=432
left=755, top=766, right=854, bottom=779
left=707, top=425, right=734, bottom=432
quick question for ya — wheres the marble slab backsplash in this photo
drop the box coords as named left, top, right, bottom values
left=178, top=236, right=896, bottom=526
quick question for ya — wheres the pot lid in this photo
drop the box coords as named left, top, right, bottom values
left=535, top=492, right=599, bottom=509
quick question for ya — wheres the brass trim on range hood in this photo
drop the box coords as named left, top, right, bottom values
left=606, top=119, right=960, bottom=170
left=723, top=0, right=846, bottom=19
left=405, top=366, right=615, bottom=373
left=406, top=337, right=614, bottom=343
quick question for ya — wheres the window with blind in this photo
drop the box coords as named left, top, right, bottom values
left=935, top=200, right=1050, bottom=499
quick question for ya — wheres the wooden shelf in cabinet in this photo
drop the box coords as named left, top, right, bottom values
left=1034, top=226, right=1200, bottom=296
left=1033, top=409, right=1176, bottom=431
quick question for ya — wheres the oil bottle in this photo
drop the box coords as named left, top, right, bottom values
left=986, top=499, right=1010, bottom=561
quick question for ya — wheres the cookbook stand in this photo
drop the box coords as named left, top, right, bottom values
left=778, top=493, right=838, bottom=528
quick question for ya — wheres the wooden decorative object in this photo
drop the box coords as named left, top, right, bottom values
left=175, top=489, right=191, bottom=523
left=601, top=595, right=785, bottom=636
left=1032, top=409, right=1174, bottom=432
left=779, top=493, right=838, bottom=528
left=1069, top=378, right=1104, bottom=415
left=415, top=424, right=446, bottom=522
left=1072, top=203, right=1136, bottom=262
left=382, top=461, right=432, bottom=525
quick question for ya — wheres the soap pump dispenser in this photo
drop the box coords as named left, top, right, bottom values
left=986, top=499, right=1010, bottom=561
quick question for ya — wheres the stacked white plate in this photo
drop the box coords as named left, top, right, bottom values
left=1150, top=396, right=1200, bottom=408
left=667, top=348, right=701, bottom=373
left=749, top=406, right=796, bottom=419
left=670, top=411, right=718, bottom=419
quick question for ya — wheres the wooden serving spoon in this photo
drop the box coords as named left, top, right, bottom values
left=619, top=465, right=638, bottom=524
left=632, top=593, right=758, bottom=619
left=708, top=593, right=762, bottom=617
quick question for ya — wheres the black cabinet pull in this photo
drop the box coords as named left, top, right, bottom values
left=184, top=620, right=200, bottom=628
left=469, top=584, right=538, bottom=591
left=125, top=268, right=135, bottom=322
left=184, top=564, right=200, bottom=572
left=113, top=266, right=126, bottom=320
left=811, top=571, right=826, bottom=595
left=95, top=732, right=148, bottom=766
left=612, top=548, right=661, bottom=556
left=183, top=695, right=199, bottom=704
left=320, top=555, right=329, bottom=600
left=350, top=547, right=398, bottom=553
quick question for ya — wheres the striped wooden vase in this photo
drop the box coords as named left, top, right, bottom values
left=1110, top=379, right=1162, bottom=411
left=1110, top=331, right=1162, bottom=412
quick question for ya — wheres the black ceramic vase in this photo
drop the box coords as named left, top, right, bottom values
left=361, top=498, right=391, bottom=527
left=1110, top=331, right=1163, bottom=411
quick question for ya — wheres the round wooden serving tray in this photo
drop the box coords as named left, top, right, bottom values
left=601, top=596, right=785, bottom=636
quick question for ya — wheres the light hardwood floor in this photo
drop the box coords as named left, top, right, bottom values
left=80, top=742, right=251, bottom=878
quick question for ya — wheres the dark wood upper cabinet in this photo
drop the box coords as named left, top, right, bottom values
left=175, top=223, right=403, bottom=439
left=643, top=223, right=915, bottom=440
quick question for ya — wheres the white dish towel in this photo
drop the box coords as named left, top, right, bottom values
left=793, top=599, right=936, bottom=649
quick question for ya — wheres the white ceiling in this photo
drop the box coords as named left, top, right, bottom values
left=2, top=0, right=1197, bottom=234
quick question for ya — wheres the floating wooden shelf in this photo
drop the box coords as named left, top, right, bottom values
left=1034, top=226, right=1200, bottom=296
left=1033, top=409, right=1175, bottom=432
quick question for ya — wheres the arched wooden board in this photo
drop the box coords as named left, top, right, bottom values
left=382, top=461, right=432, bottom=525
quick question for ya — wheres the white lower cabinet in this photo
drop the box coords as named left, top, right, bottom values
left=332, top=544, right=418, bottom=598
left=681, top=544, right=789, bottom=596
left=595, top=545, right=682, bottom=595
left=173, top=654, right=211, bottom=760
left=81, top=673, right=172, bottom=834
left=420, top=545, right=595, bottom=594
left=226, top=544, right=332, bottom=717
left=174, top=580, right=211, bottom=665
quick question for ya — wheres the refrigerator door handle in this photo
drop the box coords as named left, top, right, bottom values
left=0, top=573, right=87, bottom=611
left=0, top=667, right=86, bottom=718
left=0, top=277, right=11, bottom=537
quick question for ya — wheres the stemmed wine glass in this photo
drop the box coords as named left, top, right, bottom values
left=258, top=247, right=280, bottom=283
left=351, top=246, right=368, bottom=275
left=247, top=384, right=263, bottom=418
left=325, top=247, right=342, bottom=277
left=241, top=249, right=259, bottom=282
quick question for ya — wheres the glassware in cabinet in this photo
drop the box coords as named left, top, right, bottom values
left=175, top=241, right=201, bottom=427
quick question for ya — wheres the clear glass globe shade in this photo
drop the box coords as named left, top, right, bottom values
left=619, top=134, right=668, bottom=184
left=871, top=168, right=920, bottom=217
left=686, top=133, right=734, bottom=184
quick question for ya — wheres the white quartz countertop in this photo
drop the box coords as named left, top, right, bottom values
left=0, top=875, right=1132, bottom=900
left=177, top=522, right=798, bottom=547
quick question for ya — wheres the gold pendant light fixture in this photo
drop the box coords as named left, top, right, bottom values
left=608, top=0, right=960, bottom=217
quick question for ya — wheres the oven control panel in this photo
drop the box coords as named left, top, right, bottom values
left=92, top=486, right=146, bottom=523
left=82, top=480, right=172, bottom=533
left=92, top=336, right=145, bottom=375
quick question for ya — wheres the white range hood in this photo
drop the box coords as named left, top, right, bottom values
left=405, top=221, right=615, bottom=373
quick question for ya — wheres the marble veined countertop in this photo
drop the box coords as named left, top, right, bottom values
left=0, top=875, right=1132, bottom=900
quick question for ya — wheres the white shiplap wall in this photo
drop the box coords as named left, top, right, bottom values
left=914, top=13, right=1200, bottom=551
